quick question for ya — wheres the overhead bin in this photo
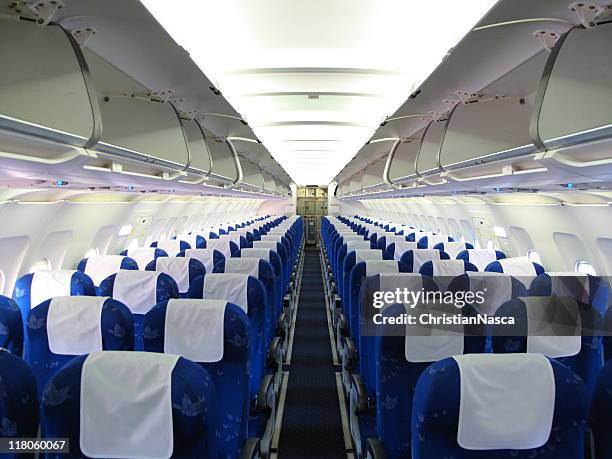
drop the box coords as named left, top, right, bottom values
left=182, top=119, right=212, bottom=174
left=440, top=97, right=536, bottom=172
left=361, top=159, right=386, bottom=190
left=385, top=134, right=422, bottom=184
left=206, top=128, right=241, bottom=185
left=0, top=19, right=98, bottom=162
left=261, top=170, right=276, bottom=193
left=348, top=170, right=365, bottom=193
left=415, top=120, right=446, bottom=178
left=536, top=22, right=612, bottom=151
left=240, top=159, right=264, bottom=189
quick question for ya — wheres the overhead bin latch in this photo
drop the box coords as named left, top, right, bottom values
left=70, top=27, right=97, bottom=47
left=26, top=0, right=64, bottom=25
left=532, top=30, right=561, bottom=51
left=569, top=2, right=606, bottom=28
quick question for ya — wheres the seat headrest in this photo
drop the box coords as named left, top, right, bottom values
left=207, top=239, right=232, bottom=258
left=440, top=241, right=468, bottom=259
left=547, top=272, right=590, bottom=304
left=498, top=257, right=536, bottom=276
left=346, top=240, right=370, bottom=252
left=355, top=249, right=382, bottom=264
left=183, top=248, right=219, bottom=274
left=364, top=260, right=398, bottom=276
left=466, top=272, right=512, bottom=315
left=453, top=353, right=554, bottom=450
left=127, top=248, right=159, bottom=269
left=84, top=255, right=125, bottom=285
left=412, top=249, right=441, bottom=272
left=155, top=257, right=191, bottom=293
left=203, top=273, right=249, bottom=313
left=30, top=270, right=75, bottom=309
left=224, top=258, right=260, bottom=277
left=240, top=248, right=270, bottom=261
left=47, top=296, right=106, bottom=355
left=113, top=270, right=160, bottom=314
left=155, top=240, right=182, bottom=257
left=80, top=351, right=179, bottom=458
left=164, top=299, right=226, bottom=362
left=391, top=241, right=418, bottom=260
left=467, top=249, right=497, bottom=271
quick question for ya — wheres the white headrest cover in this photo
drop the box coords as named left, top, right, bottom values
left=156, top=240, right=182, bottom=257
left=165, top=299, right=226, bottom=362
left=47, top=296, right=105, bottom=355
left=499, top=257, right=536, bottom=277
left=426, top=234, right=448, bottom=248
left=84, top=255, right=124, bottom=286
left=467, top=249, right=497, bottom=271
left=31, top=270, right=74, bottom=309
left=391, top=241, right=418, bottom=260
left=127, top=248, right=158, bottom=270
left=184, top=248, right=217, bottom=274
left=203, top=273, right=249, bottom=313
left=225, top=258, right=260, bottom=277
left=346, top=240, right=371, bottom=253
left=454, top=353, right=554, bottom=450
left=466, top=272, right=512, bottom=315
left=365, top=260, right=398, bottom=276
left=441, top=242, right=467, bottom=259
left=355, top=249, right=382, bottom=264
left=524, top=296, right=582, bottom=358
left=252, top=241, right=278, bottom=252
left=548, top=272, right=589, bottom=304
left=412, top=249, right=440, bottom=272
left=240, top=248, right=270, bottom=261
left=180, top=234, right=199, bottom=251
left=432, top=260, right=465, bottom=277
left=405, top=325, right=464, bottom=363
left=156, top=257, right=191, bottom=293
left=80, top=351, right=179, bottom=459
left=207, top=239, right=231, bottom=258
left=114, top=271, right=159, bottom=314
left=379, top=273, right=423, bottom=300
left=383, top=235, right=406, bottom=248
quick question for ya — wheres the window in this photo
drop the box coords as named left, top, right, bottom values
left=575, top=261, right=596, bottom=276
left=473, top=238, right=481, bottom=249
left=118, top=225, right=134, bottom=237
left=486, top=240, right=498, bottom=251
left=527, top=249, right=542, bottom=265
left=29, top=258, right=52, bottom=273
left=84, top=248, right=99, bottom=259
left=158, top=233, right=167, bottom=241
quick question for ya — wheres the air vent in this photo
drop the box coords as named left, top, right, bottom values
left=307, top=94, right=319, bottom=100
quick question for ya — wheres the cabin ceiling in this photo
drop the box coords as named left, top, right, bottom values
left=139, top=0, right=498, bottom=186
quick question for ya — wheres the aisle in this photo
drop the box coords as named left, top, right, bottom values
left=278, top=248, right=346, bottom=458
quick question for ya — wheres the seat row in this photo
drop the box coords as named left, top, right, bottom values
left=0, top=215, right=304, bottom=458
left=320, top=215, right=611, bottom=459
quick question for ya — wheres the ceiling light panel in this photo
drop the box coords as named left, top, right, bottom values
left=141, top=0, right=497, bottom=185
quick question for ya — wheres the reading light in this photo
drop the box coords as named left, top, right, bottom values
left=563, top=183, right=575, bottom=189
left=55, top=180, right=68, bottom=187
left=141, top=0, right=497, bottom=185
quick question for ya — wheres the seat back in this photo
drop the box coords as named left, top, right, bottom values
left=144, top=299, right=249, bottom=459
left=120, top=247, right=168, bottom=269
left=150, top=239, right=191, bottom=256
left=146, top=257, right=205, bottom=296
left=178, top=248, right=225, bottom=275
left=0, top=296, right=23, bottom=356
left=26, top=297, right=134, bottom=397
left=41, top=352, right=218, bottom=459
left=399, top=249, right=450, bottom=272
left=457, top=248, right=506, bottom=271
left=77, top=255, right=138, bottom=290
left=412, top=354, right=588, bottom=459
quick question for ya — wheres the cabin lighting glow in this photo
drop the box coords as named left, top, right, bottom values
left=55, top=180, right=68, bottom=187
left=141, top=0, right=497, bottom=185
left=564, top=183, right=575, bottom=189
left=493, top=226, right=508, bottom=238
left=118, top=225, right=134, bottom=237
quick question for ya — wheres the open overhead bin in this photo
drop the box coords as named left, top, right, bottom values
left=384, top=134, right=423, bottom=186
left=239, top=158, right=264, bottom=191
left=415, top=119, right=446, bottom=182
left=181, top=119, right=212, bottom=176
left=261, top=170, right=277, bottom=194
left=348, top=170, right=365, bottom=194
left=361, top=159, right=386, bottom=191
left=205, top=128, right=242, bottom=186
left=0, top=18, right=98, bottom=163
left=534, top=22, right=612, bottom=179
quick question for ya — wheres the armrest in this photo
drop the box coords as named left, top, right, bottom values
left=351, top=373, right=369, bottom=415
left=366, top=438, right=387, bottom=459
left=275, top=312, right=287, bottom=336
left=283, top=294, right=291, bottom=310
left=251, top=374, right=274, bottom=416
left=268, top=336, right=282, bottom=366
left=334, top=294, right=342, bottom=311
left=344, top=337, right=358, bottom=371
left=337, top=312, right=349, bottom=336
left=239, top=438, right=260, bottom=459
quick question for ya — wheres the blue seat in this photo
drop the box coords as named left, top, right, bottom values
left=457, top=248, right=506, bottom=271
left=144, top=299, right=252, bottom=459
left=77, top=255, right=138, bottom=292
left=336, top=240, right=372, bottom=299
left=99, top=271, right=178, bottom=350
left=592, top=359, right=612, bottom=458
left=25, top=297, right=134, bottom=398
left=150, top=239, right=192, bottom=256
left=181, top=233, right=207, bottom=249
left=13, top=270, right=96, bottom=324
left=493, top=296, right=602, bottom=394
left=207, top=238, right=240, bottom=259
left=177, top=248, right=225, bottom=276
left=0, top=296, right=23, bottom=356
left=529, top=272, right=609, bottom=317
left=418, top=259, right=478, bottom=278
left=417, top=234, right=454, bottom=249
left=341, top=249, right=385, bottom=309
left=368, top=300, right=484, bottom=459
left=41, top=352, right=219, bottom=459
left=411, top=355, right=588, bottom=459
left=119, top=247, right=168, bottom=269
left=382, top=241, right=418, bottom=260
left=433, top=241, right=474, bottom=259
left=252, top=240, right=290, bottom=291
left=375, top=234, right=407, bottom=251
left=399, top=249, right=450, bottom=272
left=145, top=257, right=205, bottom=297
left=0, top=349, right=38, bottom=450
left=239, top=248, right=284, bottom=316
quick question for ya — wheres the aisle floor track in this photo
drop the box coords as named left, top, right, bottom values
left=277, top=248, right=347, bottom=459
